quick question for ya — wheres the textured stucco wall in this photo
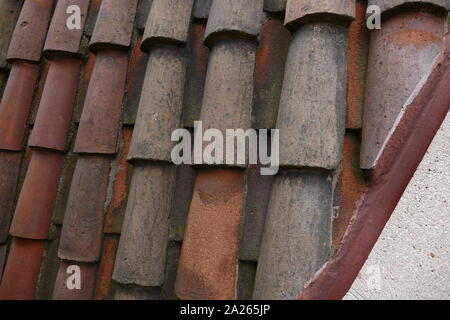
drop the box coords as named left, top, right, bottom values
left=345, top=112, right=450, bottom=300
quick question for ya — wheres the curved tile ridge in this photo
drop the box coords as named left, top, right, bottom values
left=0, top=0, right=23, bottom=70
left=264, top=0, right=287, bottom=13
left=369, top=0, right=450, bottom=15
left=285, top=0, right=355, bottom=30
left=89, top=0, right=139, bottom=53
left=360, top=6, right=446, bottom=169
left=141, top=0, right=194, bottom=50
left=253, top=1, right=354, bottom=299
left=44, top=0, right=90, bottom=59
left=204, top=0, right=264, bottom=47
left=6, top=0, right=53, bottom=63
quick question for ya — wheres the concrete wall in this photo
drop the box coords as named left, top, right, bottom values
left=345, top=112, right=450, bottom=300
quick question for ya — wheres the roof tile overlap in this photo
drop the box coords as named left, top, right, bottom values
left=6, top=0, right=53, bottom=63
left=141, top=0, right=194, bottom=49
left=89, top=0, right=139, bottom=52
left=44, top=0, right=90, bottom=59
left=0, top=0, right=23, bottom=69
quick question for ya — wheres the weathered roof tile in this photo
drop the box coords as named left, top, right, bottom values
left=52, top=261, right=97, bottom=300
left=264, top=0, right=287, bottom=13
left=193, top=0, right=212, bottom=22
left=254, top=169, right=333, bottom=299
left=176, top=169, right=244, bottom=300
left=94, top=235, right=118, bottom=299
left=204, top=0, right=264, bottom=46
left=361, top=10, right=444, bottom=169
left=285, top=0, right=355, bottom=30
left=0, top=0, right=23, bottom=69
left=369, top=0, right=450, bottom=15
left=277, top=23, right=348, bottom=169
left=113, top=163, right=176, bottom=287
left=136, top=0, right=153, bottom=33
left=58, top=156, right=110, bottom=262
left=0, top=238, right=45, bottom=299
left=44, top=0, right=90, bottom=59
left=115, top=285, right=161, bottom=300
left=84, top=0, right=102, bottom=37
left=142, top=0, right=194, bottom=50
left=74, top=51, right=128, bottom=154
left=0, top=151, right=22, bottom=243
left=10, top=151, right=64, bottom=240
left=89, top=0, right=139, bottom=52
left=29, top=59, right=81, bottom=151
left=0, top=62, right=39, bottom=151
left=127, top=46, right=187, bottom=162
left=6, top=0, right=53, bottom=63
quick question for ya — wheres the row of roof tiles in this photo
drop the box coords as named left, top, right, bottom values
left=0, top=0, right=448, bottom=300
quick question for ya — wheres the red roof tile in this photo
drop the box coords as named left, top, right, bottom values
left=0, top=237, right=45, bottom=299
left=10, top=151, right=64, bottom=240
left=0, top=62, right=39, bottom=150
left=29, top=59, right=81, bottom=151
left=0, top=0, right=23, bottom=70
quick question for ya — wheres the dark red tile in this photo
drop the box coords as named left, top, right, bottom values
left=0, top=0, right=23, bottom=69
left=10, top=151, right=64, bottom=240
left=44, top=0, right=90, bottom=59
left=0, top=237, right=45, bottom=300
left=0, top=151, right=22, bottom=243
left=29, top=59, right=81, bottom=151
left=6, top=0, right=53, bottom=63
left=74, top=51, right=128, bottom=154
left=0, top=62, right=39, bottom=150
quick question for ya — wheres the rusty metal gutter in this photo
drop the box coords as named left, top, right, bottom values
left=298, top=34, right=450, bottom=300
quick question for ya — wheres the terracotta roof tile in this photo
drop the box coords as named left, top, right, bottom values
left=141, top=0, right=194, bottom=50
left=254, top=170, right=333, bottom=299
left=0, top=62, right=39, bottom=150
left=52, top=260, right=97, bottom=300
left=346, top=0, right=370, bottom=129
left=89, top=0, right=138, bottom=52
left=0, top=237, right=45, bottom=299
left=135, top=0, right=153, bottom=33
left=74, top=51, right=129, bottom=154
left=0, top=151, right=22, bottom=243
left=200, top=39, right=256, bottom=133
left=94, top=235, right=118, bottom=300
left=168, top=164, right=196, bottom=242
left=6, top=0, right=53, bottom=63
left=0, top=0, right=23, bottom=69
left=122, top=36, right=148, bottom=125
left=72, top=52, right=96, bottom=123
left=193, top=0, right=212, bottom=22
left=103, top=127, right=132, bottom=234
left=361, top=10, right=444, bottom=168
left=176, top=169, right=244, bottom=300
left=29, top=59, right=81, bottom=151
left=127, top=46, right=187, bottom=162
left=204, top=0, right=264, bottom=46
left=58, top=156, right=110, bottom=262
left=44, top=0, right=89, bottom=59
left=115, top=285, right=160, bottom=300
left=276, top=23, right=348, bottom=169
left=113, top=163, right=176, bottom=287
left=239, top=165, right=273, bottom=261
left=181, top=23, right=209, bottom=128
left=10, top=151, right=64, bottom=240
left=253, top=18, right=290, bottom=129
left=264, top=0, right=286, bottom=13
left=285, top=0, right=355, bottom=30
left=369, top=0, right=450, bottom=14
